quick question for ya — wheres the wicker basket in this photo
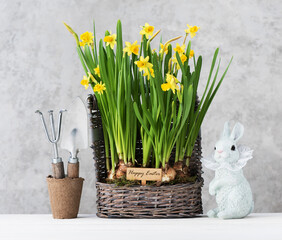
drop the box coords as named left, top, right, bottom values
left=87, top=94, right=203, bottom=218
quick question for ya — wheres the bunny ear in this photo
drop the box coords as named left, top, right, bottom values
left=222, top=121, right=230, bottom=138
left=230, top=122, right=244, bottom=142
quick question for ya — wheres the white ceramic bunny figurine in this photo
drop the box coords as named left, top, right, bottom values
left=202, top=122, right=254, bottom=219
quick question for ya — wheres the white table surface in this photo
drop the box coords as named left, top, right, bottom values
left=0, top=213, right=281, bottom=240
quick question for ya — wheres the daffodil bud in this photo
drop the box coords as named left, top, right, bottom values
left=63, top=22, right=80, bottom=47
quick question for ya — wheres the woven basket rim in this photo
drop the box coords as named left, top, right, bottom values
left=96, top=177, right=203, bottom=189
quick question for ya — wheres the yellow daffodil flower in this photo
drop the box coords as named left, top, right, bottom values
left=143, top=68, right=155, bottom=80
left=79, top=31, right=94, bottom=47
left=189, top=49, right=194, bottom=58
left=159, top=43, right=169, bottom=55
left=180, top=54, right=187, bottom=63
left=185, top=24, right=200, bottom=38
left=161, top=83, right=171, bottom=92
left=166, top=73, right=180, bottom=93
left=93, top=82, right=106, bottom=95
left=104, top=33, right=117, bottom=49
left=134, top=56, right=153, bottom=72
left=140, top=23, right=154, bottom=39
left=173, top=43, right=185, bottom=54
left=94, top=65, right=100, bottom=77
left=81, top=75, right=90, bottom=89
left=172, top=53, right=187, bottom=69
left=161, top=73, right=180, bottom=94
left=123, top=41, right=140, bottom=56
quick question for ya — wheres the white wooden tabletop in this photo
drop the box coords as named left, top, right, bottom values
left=0, top=213, right=281, bottom=240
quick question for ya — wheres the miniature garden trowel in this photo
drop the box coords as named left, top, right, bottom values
left=60, top=97, right=88, bottom=178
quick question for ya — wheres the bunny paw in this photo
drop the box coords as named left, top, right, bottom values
left=207, top=209, right=217, bottom=218
left=209, top=187, right=216, bottom=196
left=217, top=211, right=232, bottom=219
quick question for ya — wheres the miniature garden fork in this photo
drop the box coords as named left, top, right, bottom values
left=36, top=109, right=66, bottom=179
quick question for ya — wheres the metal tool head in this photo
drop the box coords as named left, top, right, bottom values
left=60, top=97, right=88, bottom=161
left=36, top=109, right=67, bottom=162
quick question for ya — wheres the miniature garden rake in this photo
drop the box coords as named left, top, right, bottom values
left=36, top=109, right=66, bottom=179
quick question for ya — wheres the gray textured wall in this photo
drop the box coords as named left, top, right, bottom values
left=1, top=0, right=281, bottom=214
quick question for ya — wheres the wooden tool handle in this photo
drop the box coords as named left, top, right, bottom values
left=52, top=162, right=65, bottom=179
left=67, top=162, right=79, bottom=178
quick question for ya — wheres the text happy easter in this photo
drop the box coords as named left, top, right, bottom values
left=126, top=168, right=162, bottom=181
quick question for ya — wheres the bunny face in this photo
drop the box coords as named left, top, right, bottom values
left=214, top=138, right=239, bottom=164
left=213, top=122, right=244, bottom=164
